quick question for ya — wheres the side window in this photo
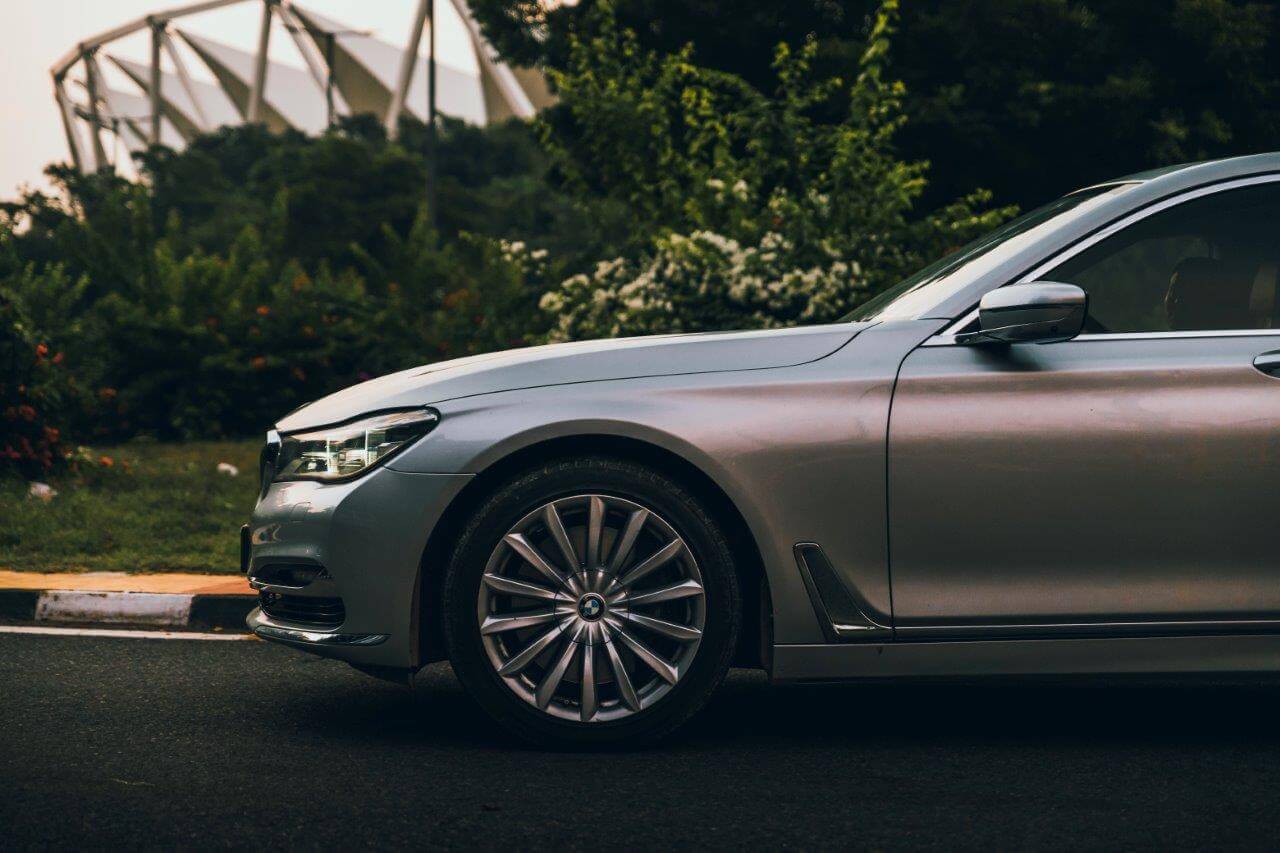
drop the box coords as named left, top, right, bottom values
left=1047, top=182, right=1280, bottom=333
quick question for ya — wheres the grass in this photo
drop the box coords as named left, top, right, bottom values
left=0, top=440, right=260, bottom=574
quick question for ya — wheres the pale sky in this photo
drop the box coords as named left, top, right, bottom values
left=1, top=0, right=481, bottom=198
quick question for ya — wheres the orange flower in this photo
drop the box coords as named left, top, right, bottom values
left=51, top=352, right=64, bottom=365
left=302, top=325, right=316, bottom=338
left=256, top=305, right=271, bottom=316
left=35, top=343, right=49, bottom=358
left=291, top=366, right=307, bottom=382
left=251, top=356, right=267, bottom=370
left=99, top=455, right=114, bottom=467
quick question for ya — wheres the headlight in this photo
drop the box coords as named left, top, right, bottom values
left=268, top=408, right=439, bottom=484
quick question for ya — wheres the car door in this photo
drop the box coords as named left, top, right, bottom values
left=887, top=176, right=1280, bottom=637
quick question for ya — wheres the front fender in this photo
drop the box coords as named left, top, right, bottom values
left=389, top=319, right=940, bottom=645
left=392, top=380, right=831, bottom=643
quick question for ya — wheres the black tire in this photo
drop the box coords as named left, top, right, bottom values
left=441, top=456, right=740, bottom=748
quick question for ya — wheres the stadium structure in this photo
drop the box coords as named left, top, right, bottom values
left=50, top=0, right=555, bottom=173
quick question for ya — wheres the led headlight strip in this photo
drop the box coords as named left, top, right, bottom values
left=269, top=409, right=439, bottom=483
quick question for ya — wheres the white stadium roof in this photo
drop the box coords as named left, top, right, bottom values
left=109, top=55, right=244, bottom=141
left=178, top=27, right=330, bottom=133
left=52, top=0, right=554, bottom=173
left=289, top=6, right=487, bottom=126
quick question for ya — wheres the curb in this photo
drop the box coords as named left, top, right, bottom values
left=0, top=587, right=256, bottom=632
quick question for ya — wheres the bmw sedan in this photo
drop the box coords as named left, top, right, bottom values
left=246, top=153, right=1280, bottom=746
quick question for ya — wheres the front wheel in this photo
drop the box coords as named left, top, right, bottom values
left=442, top=457, right=740, bottom=747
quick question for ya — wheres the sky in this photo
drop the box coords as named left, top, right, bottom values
left=1, top=0, right=482, bottom=198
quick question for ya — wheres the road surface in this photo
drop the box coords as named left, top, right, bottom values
left=3, top=632, right=1279, bottom=849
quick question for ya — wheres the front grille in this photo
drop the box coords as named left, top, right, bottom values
left=260, top=592, right=345, bottom=629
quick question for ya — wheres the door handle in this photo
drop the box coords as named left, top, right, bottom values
left=1254, top=350, right=1280, bottom=377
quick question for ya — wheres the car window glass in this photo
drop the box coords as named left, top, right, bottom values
left=841, top=184, right=1132, bottom=323
left=1047, top=182, right=1280, bottom=333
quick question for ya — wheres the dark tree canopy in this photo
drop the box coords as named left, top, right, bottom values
left=470, top=0, right=1280, bottom=208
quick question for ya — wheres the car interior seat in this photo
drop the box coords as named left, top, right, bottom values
left=1248, top=261, right=1280, bottom=329
left=1165, top=256, right=1255, bottom=331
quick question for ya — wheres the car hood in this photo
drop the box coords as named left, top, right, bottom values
left=275, top=323, right=867, bottom=431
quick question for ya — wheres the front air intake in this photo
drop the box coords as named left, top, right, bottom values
left=259, top=592, right=345, bottom=629
left=250, top=562, right=330, bottom=589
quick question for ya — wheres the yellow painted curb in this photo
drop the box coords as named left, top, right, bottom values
left=0, top=570, right=252, bottom=596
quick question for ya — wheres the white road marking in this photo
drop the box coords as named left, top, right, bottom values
left=0, top=625, right=257, bottom=641
left=36, top=590, right=193, bottom=625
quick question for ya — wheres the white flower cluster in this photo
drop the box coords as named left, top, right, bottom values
left=499, top=238, right=550, bottom=280
left=540, top=227, right=867, bottom=342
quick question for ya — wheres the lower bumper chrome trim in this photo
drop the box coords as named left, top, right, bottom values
left=247, top=608, right=387, bottom=647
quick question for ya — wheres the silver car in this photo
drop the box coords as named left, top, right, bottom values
left=247, top=153, right=1280, bottom=746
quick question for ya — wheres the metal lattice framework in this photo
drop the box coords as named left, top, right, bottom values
left=50, top=0, right=551, bottom=173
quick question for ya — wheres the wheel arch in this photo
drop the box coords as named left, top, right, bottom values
left=415, top=433, right=771, bottom=670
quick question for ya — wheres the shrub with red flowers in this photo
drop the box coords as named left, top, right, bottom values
left=0, top=289, right=75, bottom=478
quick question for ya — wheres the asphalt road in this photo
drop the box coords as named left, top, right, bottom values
left=5, top=633, right=1280, bottom=850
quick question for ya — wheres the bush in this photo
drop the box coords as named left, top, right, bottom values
left=1, top=213, right=549, bottom=441
left=0, top=285, right=76, bottom=477
left=537, top=1, right=1013, bottom=340
left=0, top=126, right=558, bottom=444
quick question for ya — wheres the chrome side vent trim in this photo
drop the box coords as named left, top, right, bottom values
left=793, top=543, right=892, bottom=642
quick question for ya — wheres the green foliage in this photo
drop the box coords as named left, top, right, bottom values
left=471, top=0, right=1280, bottom=210
left=0, top=238, right=99, bottom=477
left=538, top=1, right=1012, bottom=339
left=0, top=120, right=560, bottom=444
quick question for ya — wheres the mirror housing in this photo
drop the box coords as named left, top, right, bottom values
left=957, top=282, right=1088, bottom=345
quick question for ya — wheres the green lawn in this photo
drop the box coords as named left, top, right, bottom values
left=0, top=440, right=260, bottom=574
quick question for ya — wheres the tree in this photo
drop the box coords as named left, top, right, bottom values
left=537, top=1, right=1011, bottom=339
left=470, top=0, right=1280, bottom=209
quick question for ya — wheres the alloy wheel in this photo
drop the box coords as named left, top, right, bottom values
left=476, top=494, right=706, bottom=723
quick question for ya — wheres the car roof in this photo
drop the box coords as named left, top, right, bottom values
left=918, top=152, right=1280, bottom=321
left=1099, top=152, right=1280, bottom=192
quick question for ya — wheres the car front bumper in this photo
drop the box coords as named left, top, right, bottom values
left=245, top=465, right=472, bottom=669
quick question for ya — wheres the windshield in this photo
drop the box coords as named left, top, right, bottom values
left=842, top=183, right=1137, bottom=322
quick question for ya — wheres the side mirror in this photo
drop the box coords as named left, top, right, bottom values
left=957, top=282, right=1088, bottom=345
